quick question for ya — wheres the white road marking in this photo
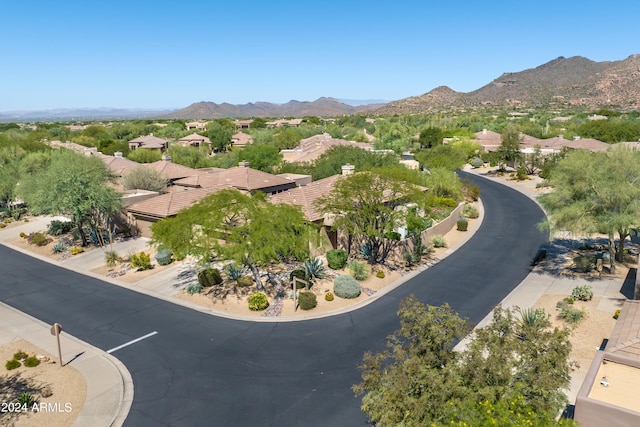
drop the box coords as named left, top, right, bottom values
left=107, top=331, right=158, bottom=354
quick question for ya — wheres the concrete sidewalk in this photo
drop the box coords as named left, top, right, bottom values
left=0, top=302, right=133, bottom=427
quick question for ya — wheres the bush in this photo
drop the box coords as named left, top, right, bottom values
left=573, top=255, right=594, bottom=273
left=28, top=232, right=48, bottom=247
left=198, top=268, right=223, bottom=287
left=558, top=304, right=586, bottom=324
left=298, top=291, right=317, bottom=310
left=5, top=359, right=20, bottom=370
left=376, top=270, right=385, bottom=279
left=13, top=351, right=28, bottom=361
left=248, top=292, right=269, bottom=311
left=347, top=260, right=370, bottom=281
left=104, top=249, right=120, bottom=267
left=70, top=246, right=84, bottom=255
left=571, top=285, right=593, bottom=301
left=237, top=276, right=254, bottom=287
left=19, top=231, right=27, bottom=239
left=23, top=356, right=40, bottom=367
left=334, top=274, right=361, bottom=299
left=0, top=223, right=5, bottom=229
left=186, top=283, right=203, bottom=295
left=326, top=249, right=348, bottom=270
left=430, top=235, right=447, bottom=248
left=614, top=309, right=621, bottom=319
left=131, top=251, right=152, bottom=270
left=48, top=220, right=74, bottom=236
left=154, top=248, right=173, bottom=266
left=456, top=219, right=468, bottom=231
left=290, top=269, right=308, bottom=288
left=563, top=297, right=574, bottom=305
left=462, top=204, right=479, bottom=219
left=384, top=231, right=401, bottom=241
left=359, top=242, right=373, bottom=259
left=325, top=291, right=335, bottom=301
left=470, top=157, right=484, bottom=168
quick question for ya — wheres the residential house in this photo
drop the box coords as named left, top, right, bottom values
left=575, top=299, right=640, bottom=426
left=234, top=120, right=253, bottom=129
left=98, top=151, right=142, bottom=177
left=266, top=118, right=303, bottom=128
left=280, top=133, right=373, bottom=163
left=186, top=121, right=208, bottom=131
left=128, top=134, right=168, bottom=151
left=474, top=129, right=502, bottom=152
left=173, top=161, right=296, bottom=194
left=143, top=156, right=199, bottom=184
left=230, top=132, right=253, bottom=148
left=176, top=133, right=211, bottom=149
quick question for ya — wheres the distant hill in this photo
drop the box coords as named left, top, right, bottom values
left=0, top=107, right=173, bottom=122
left=374, top=54, right=640, bottom=114
left=163, top=97, right=377, bottom=119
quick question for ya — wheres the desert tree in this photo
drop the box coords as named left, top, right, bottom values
left=122, top=166, right=168, bottom=193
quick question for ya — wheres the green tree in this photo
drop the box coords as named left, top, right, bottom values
left=316, top=171, right=423, bottom=264
left=354, top=297, right=576, bottom=426
left=122, top=167, right=168, bottom=193
left=127, top=148, right=162, bottom=163
left=166, top=145, right=215, bottom=169
left=150, top=189, right=314, bottom=289
left=207, top=123, right=233, bottom=152
left=499, top=124, right=522, bottom=167
left=237, top=143, right=281, bottom=172
left=0, top=146, right=25, bottom=214
left=418, top=126, right=443, bottom=148
left=18, top=149, right=121, bottom=246
left=538, top=148, right=640, bottom=272
left=310, top=145, right=400, bottom=180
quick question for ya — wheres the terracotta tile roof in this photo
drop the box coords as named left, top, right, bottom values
left=269, top=175, right=342, bottom=221
left=129, top=134, right=168, bottom=145
left=144, top=160, right=198, bottom=181
left=173, top=164, right=295, bottom=193
left=126, top=186, right=229, bottom=219
left=177, top=133, right=211, bottom=145
left=280, top=133, right=373, bottom=163
left=231, top=132, right=252, bottom=147
left=97, top=153, right=141, bottom=176
left=606, top=300, right=640, bottom=360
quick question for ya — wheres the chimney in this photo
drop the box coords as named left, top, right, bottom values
left=342, top=164, right=355, bottom=176
left=482, top=129, right=487, bottom=135
left=573, top=136, right=581, bottom=141
left=239, top=161, right=250, bottom=168
left=114, top=151, right=123, bottom=158
left=162, top=155, right=172, bottom=162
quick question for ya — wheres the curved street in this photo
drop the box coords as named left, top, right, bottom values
left=0, top=173, right=547, bottom=426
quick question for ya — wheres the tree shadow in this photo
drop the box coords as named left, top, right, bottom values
left=0, top=371, right=51, bottom=423
left=620, top=268, right=637, bottom=300
left=533, top=237, right=612, bottom=281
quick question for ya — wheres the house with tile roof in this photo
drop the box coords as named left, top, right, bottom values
left=186, top=120, right=208, bottom=131
left=173, top=161, right=296, bottom=194
left=474, top=129, right=502, bottom=152
left=98, top=152, right=142, bottom=177
left=143, top=156, right=199, bottom=183
left=176, top=133, right=211, bottom=149
left=128, top=134, right=168, bottom=151
left=280, top=133, right=373, bottom=163
left=230, top=132, right=253, bottom=148
left=575, top=298, right=640, bottom=426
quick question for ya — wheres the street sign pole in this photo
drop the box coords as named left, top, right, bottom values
left=50, top=323, right=63, bottom=367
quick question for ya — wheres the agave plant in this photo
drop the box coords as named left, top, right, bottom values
left=51, top=241, right=66, bottom=254
left=224, top=263, right=247, bottom=282
left=303, top=257, right=327, bottom=282
left=517, top=308, right=548, bottom=340
left=359, top=242, right=373, bottom=259
left=15, top=392, right=37, bottom=407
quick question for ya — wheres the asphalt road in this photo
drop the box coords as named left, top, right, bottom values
left=0, top=173, right=547, bottom=426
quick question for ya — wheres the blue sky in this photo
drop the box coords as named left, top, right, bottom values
left=2, top=1, right=639, bottom=111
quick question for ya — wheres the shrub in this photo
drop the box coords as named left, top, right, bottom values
left=324, top=291, right=335, bottom=301
left=326, top=249, right=348, bottom=270
left=154, top=248, right=173, bottom=266
left=70, top=246, right=84, bottom=255
left=20, top=231, right=27, bottom=239
left=0, top=223, right=5, bottom=229
left=334, top=274, right=361, bottom=299
left=298, top=291, right=317, bottom=310
left=304, top=258, right=327, bottom=282
left=347, top=260, right=370, bottom=281
left=290, top=269, right=308, bottom=288
left=384, top=231, right=401, bottom=241
left=104, top=249, right=120, bottom=267
left=48, top=220, right=74, bottom=236
left=462, top=204, right=479, bottom=219
left=13, top=351, right=28, bottom=361
left=376, top=270, right=385, bottom=279
left=248, top=292, right=269, bottom=311
left=28, top=232, right=48, bottom=247
left=224, top=263, right=246, bottom=281
left=563, top=297, right=574, bottom=305
left=571, top=285, right=593, bottom=301
left=5, top=359, right=20, bottom=370
left=186, top=283, right=203, bottom=295
left=614, top=309, right=621, bottom=319
left=131, top=251, right=152, bottom=270
left=198, top=268, right=223, bottom=287
left=456, top=219, right=468, bottom=231
left=558, top=304, right=586, bottom=324
left=237, top=276, right=254, bottom=287
left=23, top=356, right=40, bottom=367
left=470, top=157, right=484, bottom=168
left=573, top=255, right=594, bottom=273
left=51, top=241, right=66, bottom=254
left=430, top=235, right=447, bottom=248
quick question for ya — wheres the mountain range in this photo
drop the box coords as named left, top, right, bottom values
left=2, top=54, right=639, bottom=122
